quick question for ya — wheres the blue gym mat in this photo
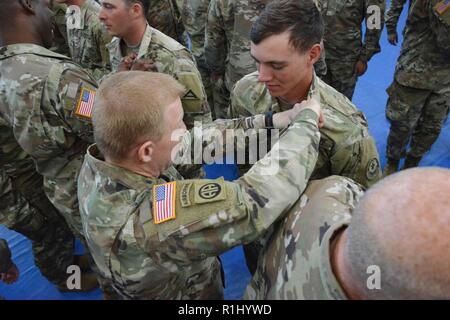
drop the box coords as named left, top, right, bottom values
left=0, top=7, right=449, bottom=300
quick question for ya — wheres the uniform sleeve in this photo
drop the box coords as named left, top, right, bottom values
left=385, top=0, right=407, bottom=35
left=0, top=239, right=13, bottom=273
left=204, top=0, right=228, bottom=74
left=45, top=62, right=98, bottom=145
left=429, top=0, right=450, bottom=51
left=88, top=22, right=113, bottom=81
left=330, top=132, right=382, bottom=188
left=172, top=113, right=278, bottom=169
left=141, top=109, right=321, bottom=260
left=174, top=53, right=213, bottom=128
left=360, top=0, right=385, bottom=62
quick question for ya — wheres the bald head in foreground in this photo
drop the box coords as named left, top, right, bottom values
left=246, top=167, right=450, bottom=299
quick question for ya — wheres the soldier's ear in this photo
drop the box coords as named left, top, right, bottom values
left=19, top=0, right=36, bottom=14
left=138, top=141, right=155, bottom=163
left=309, top=43, right=322, bottom=65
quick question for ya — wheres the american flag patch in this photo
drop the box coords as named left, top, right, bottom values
left=74, top=87, right=96, bottom=119
left=153, top=182, right=176, bottom=224
left=436, top=0, right=450, bottom=14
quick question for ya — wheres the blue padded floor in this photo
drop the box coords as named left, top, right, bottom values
left=1, top=8, right=449, bottom=299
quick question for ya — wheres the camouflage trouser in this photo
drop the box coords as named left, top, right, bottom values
left=386, top=80, right=450, bottom=161
left=0, top=170, right=74, bottom=286
left=323, top=59, right=358, bottom=100
left=212, top=76, right=231, bottom=119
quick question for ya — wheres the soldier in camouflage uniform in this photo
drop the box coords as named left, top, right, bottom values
left=175, top=0, right=214, bottom=117
left=229, top=0, right=381, bottom=274
left=205, top=0, right=328, bottom=119
left=56, top=0, right=112, bottom=80
left=230, top=0, right=381, bottom=189
left=78, top=71, right=322, bottom=299
left=246, top=167, right=450, bottom=299
left=50, top=0, right=71, bottom=56
left=205, top=0, right=268, bottom=119
left=0, top=0, right=98, bottom=243
left=99, top=0, right=212, bottom=129
left=146, top=0, right=185, bottom=43
left=319, top=0, right=385, bottom=99
left=385, top=0, right=411, bottom=45
left=0, top=238, right=19, bottom=285
left=0, top=121, right=76, bottom=289
left=384, top=0, right=450, bottom=175
left=245, top=175, right=364, bottom=299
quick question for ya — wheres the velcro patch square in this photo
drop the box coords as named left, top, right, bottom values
left=74, top=87, right=96, bottom=119
left=153, top=182, right=176, bottom=224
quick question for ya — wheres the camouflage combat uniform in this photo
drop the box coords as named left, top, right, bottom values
left=385, top=0, right=411, bottom=39
left=50, top=0, right=70, bottom=56
left=65, top=0, right=112, bottom=80
left=231, top=71, right=382, bottom=189
left=107, top=24, right=212, bottom=129
left=245, top=175, right=364, bottom=299
left=78, top=108, right=321, bottom=299
left=231, top=71, right=380, bottom=274
left=385, top=0, right=450, bottom=165
left=175, top=0, right=214, bottom=117
left=0, top=43, right=97, bottom=241
left=319, top=0, right=385, bottom=99
left=146, top=0, right=185, bottom=43
left=205, top=0, right=268, bottom=118
left=0, top=238, right=13, bottom=274
left=0, top=119, right=74, bottom=287
left=205, top=0, right=327, bottom=118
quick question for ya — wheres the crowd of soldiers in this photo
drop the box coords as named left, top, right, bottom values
left=0, top=0, right=449, bottom=300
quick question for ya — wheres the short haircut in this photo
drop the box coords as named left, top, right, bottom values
left=346, top=167, right=450, bottom=299
left=124, top=0, right=150, bottom=15
left=93, top=71, right=185, bottom=161
left=250, top=0, right=324, bottom=53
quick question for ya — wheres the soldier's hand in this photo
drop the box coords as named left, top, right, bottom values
left=0, top=263, right=19, bottom=285
left=118, top=53, right=137, bottom=72
left=388, top=32, right=398, bottom=45
left=291, top=98, right=324, bottom=127
left=131, top=58, right=156, bottom=72
left=355, top=60, right=368, bottom=77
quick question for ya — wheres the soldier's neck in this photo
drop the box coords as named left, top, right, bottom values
left=0, top=23, right=44, bottom=48
left=106, top=156, right=160, bottom=179
left=122, top=20, right=147, bottom=48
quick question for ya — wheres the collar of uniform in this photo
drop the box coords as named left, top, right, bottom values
left=85, top=144, right=158, bottom=191
left=0, top=43, right=71, bottom=60
left=109, top=23, right=153, bottom=61
left=318, top=221, right=350, bottom=300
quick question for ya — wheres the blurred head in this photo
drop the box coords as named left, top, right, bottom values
left=250, top=0, right=323, bottom=102
left=344, top=167, right=450, bottom=299
left=0, top=0, right=54, bottom=48
left=99, top=0, right=148, bottom=37
left=93, top=71, right=186, bottom=176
